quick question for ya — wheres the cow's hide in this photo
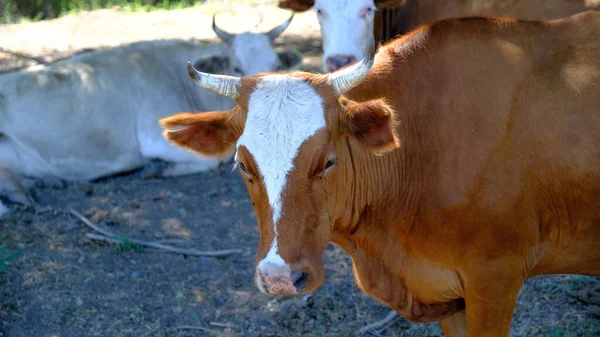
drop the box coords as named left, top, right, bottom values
left=0, top=39, right=303, bottom=182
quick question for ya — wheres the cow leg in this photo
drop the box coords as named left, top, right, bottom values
left=0, top=168, right=32, bottom=205
left=441, top=310, right=467, bottom=337
left=463, top=264, right=523, bottom=337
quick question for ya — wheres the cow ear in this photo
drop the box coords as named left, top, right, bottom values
left=344, top=99, right=400, bottom=153
left=160, top=108, right=243, bottom=157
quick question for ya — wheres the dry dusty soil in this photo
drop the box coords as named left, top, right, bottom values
left=1, top=3, right=600, bottom=337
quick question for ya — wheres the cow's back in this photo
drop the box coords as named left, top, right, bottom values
left=352, top=12, right=600, bottom=273
left=375, top=0, right=600, bottom=42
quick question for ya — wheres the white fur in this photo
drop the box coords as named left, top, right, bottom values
left=237, top=75, right=325, bottom=272
left=257, top=242, right=291, bottom=280
left=231, top=34, right=281, bottom=76
left=314, top=0, right=376, bottom=72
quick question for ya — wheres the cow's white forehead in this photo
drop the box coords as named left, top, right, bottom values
left=237, top=75, right=325, bottom=225
left=315, top=0, right=375, bottom=16
left=231, top=34, right=279, bottom=75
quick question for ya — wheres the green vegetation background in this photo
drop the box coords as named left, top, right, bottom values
left=1, top=0, right=206, bottom=23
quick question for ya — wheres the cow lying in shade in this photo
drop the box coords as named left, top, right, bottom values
left=0, top=14, right=301, bottom=203
left=161, top=11, right=600, bottom=337
left=278, top=0, right=600, bottom=72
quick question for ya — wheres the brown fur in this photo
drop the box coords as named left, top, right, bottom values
left=344, top=99, right=400, bottom=152
left=160, top=107, right=245, bottom=157
left=163, top=12, right=600, bottom=337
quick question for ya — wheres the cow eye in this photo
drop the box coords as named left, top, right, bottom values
left=361, top=6, right=374, bottom=18
left=233, top=67, right=244, bottom=76
left=324, top=159, right=336, bottom=171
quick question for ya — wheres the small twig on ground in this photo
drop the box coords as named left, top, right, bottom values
left=139, top=324, right=161, bottom=337
left=153, top=238, right=193, bottom=246
left=209, top=321, right=238, bottom=328
left=358, top=310, right=399, bottom=337
left=70, top=208, right=117, bottom=238
left=174, top=325, right=216, bottom=333
left=0, top=47, right=47, bottom=64
left=70, top=208, right=243, bottom=257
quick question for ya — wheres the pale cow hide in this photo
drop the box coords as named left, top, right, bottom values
left=0, top=15, right=301, bottom=195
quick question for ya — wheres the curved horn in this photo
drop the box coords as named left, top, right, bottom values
left=267, top=13, right=294, bottom=41
left=187, top=62, right=241, bottom=99
left=212, top=14, right=233, bottom=42
left=329, top=39, right=377, bottom=96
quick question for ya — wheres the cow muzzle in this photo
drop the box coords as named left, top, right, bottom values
left=256, top=264, right=309, bottom=296
left=326, top=55, right=358, bottom=72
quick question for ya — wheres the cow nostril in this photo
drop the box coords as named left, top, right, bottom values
left=291, top=271, right=308, bottom=290
left=326, top=55, right=358, bottom=71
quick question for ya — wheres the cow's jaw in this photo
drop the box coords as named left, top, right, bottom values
left=236, top=75, right=326, bottom=295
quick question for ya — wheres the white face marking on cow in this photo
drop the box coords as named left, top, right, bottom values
left=231, top=34, right=281, bottom=76
left=314, top=0, right=376, bottom=72
left=236, top=75, right=325, bottom=271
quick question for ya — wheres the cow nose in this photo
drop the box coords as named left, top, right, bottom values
left=326, top=55, right=358, bottom=71
left=257, top=267, right=309, bottom=295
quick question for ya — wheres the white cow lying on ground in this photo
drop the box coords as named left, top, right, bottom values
left=0, top=14, right=301, bottom=204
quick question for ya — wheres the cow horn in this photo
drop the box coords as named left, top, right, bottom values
left=267, top=13, right=294, bottom=41
left=329, top=39, right=377, bottom=96
left=187, top=62, right=241, bottom=99
left=212, top=14, right=233, bottom=42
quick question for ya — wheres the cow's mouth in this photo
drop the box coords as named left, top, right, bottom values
left=291, top=271, right=309, bottom=291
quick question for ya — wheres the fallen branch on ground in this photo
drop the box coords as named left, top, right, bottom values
left=358, top=310, right=399, bottom=337
left=174, top=325, right=216, bottom=333
left=70, top=208, right=243, bottom=257
left=209, top=321, right=237, bottom=328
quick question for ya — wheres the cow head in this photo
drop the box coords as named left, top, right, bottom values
left=313, top=0, right=377, bottom=72
left=207, top=13, right=300, bottom=76
left=161, top=39, right=399, bottom=296
left=278, top=0, right=407, bottom=73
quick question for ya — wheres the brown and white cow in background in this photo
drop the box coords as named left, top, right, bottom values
left=162, top=11, right=600, bottom=337
left=0, top=14, right=301, bottom=206
left=278, top=0, right=600, bottom=72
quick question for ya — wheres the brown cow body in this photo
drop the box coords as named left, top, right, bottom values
left=162, top=12, right=600, bottom=337
left=375, top=0, right=600, bottom=40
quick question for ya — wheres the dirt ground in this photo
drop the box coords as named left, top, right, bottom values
left=1, top=3, right=600, bottom=337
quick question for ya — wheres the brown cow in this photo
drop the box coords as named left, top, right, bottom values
left=277, top=0, right=600, bottom=71
left=161, top=11, right=600, bottom=337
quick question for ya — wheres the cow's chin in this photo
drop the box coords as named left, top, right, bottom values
left=296, top=262, right=326, bottom=295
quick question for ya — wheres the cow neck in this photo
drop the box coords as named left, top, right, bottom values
left=329, top=121, right=424, bottom=257
left=325, top=48, right=464, bottom=319
left=329, top=42, right=426, bottom=256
